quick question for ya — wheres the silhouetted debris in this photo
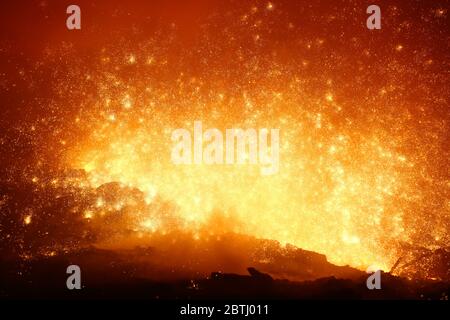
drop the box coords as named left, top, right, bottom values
left=247, top=267, right=273, bottom=281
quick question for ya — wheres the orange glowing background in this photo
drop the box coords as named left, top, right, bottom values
left=0, top=0, right=449, bottom=278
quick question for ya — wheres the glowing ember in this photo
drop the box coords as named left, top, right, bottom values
left=24, top=215, right=32, bottom=225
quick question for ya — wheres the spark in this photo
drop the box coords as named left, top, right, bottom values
left=24, top=215, right=32, bottom=225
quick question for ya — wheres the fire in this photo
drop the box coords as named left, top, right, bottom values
left=4, top=1, right=448, bottom=279
left=71, top=116, right=404, bottom=271
left=61, top=55, right=419, bottom=271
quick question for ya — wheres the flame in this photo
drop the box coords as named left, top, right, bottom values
left=61, top=53, right=422, bottom=272
left=71, top=102, right=406, bottom=270
left=9, top=1, right=448, bottom=276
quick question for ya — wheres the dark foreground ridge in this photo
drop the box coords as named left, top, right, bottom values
left=0, top=246, right=448, bottom=300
